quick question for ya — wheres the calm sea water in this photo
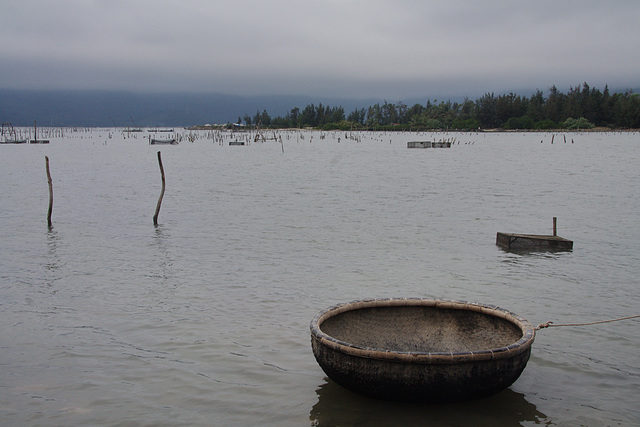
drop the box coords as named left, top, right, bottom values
left=1, top=129, right=639, bottom=426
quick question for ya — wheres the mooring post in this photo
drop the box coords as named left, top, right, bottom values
left=553, top=217, right=557, bottom=236
left=153, top=151, right=165, bottom=226
left=45, top=156, right=53, bottom=228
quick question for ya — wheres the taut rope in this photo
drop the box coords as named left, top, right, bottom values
left=536, top=314, right=640, bottom=330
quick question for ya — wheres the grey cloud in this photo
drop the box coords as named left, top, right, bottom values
left=0, top=0, right=638, bottom=99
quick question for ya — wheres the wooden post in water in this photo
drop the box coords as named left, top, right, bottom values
left=553, top=217, right=557, bottom=236
left=153, top=151, right=165, bottom=226
left=45, top=156, right=53, bottom=228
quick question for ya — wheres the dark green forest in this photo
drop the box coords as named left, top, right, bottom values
left=243, top=83, right=640, bottom=131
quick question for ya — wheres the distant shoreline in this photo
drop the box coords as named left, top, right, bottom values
left=188, top=125, right=638, bottom=133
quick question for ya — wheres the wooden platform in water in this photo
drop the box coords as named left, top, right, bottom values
left=496, top=232, right=573, bottom=251
left=407, top=141, right=451, bottom=148
left=150, top=138, right=178, bottom=145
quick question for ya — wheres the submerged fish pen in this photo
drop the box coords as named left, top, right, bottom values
left=497, top=217, right=573, bottom=251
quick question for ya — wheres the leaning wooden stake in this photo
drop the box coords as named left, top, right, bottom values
left=45, top=156, right=53, bottom=228
left=153, top=151, right=165, bottom=226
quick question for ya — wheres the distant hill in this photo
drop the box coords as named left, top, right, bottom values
left=0, top=90, right=386, bottom=127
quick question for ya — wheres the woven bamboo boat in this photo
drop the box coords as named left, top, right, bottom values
left=310, top=298, right=535, bottom=402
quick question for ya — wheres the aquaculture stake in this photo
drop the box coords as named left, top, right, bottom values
left=45, top=156, right=53, bottom=228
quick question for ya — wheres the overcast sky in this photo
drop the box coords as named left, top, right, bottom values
left=1, top=0, right=638, bottom=100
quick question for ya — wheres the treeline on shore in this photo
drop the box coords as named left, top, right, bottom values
left=238, top=83, right=639, bottom=131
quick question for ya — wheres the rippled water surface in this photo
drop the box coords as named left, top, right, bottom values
left=1, top=129, right=639, bottom=426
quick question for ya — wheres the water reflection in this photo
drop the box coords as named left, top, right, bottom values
left=44, top=227, right=64, bottom=289
left=496, top=248, right=574, bottom=268
left=310, top=378, right=547, bottom=426
left=150, top=224, right=174, bottom=282
left=497, top=245, right=573, bottom=257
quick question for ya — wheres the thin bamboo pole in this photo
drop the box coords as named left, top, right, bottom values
left=45, top=156, right=53, bottom=228
left=153, top=151, right=165, bottom=226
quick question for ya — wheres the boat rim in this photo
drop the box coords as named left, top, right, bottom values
left=310, top=297, right=535, bottom=364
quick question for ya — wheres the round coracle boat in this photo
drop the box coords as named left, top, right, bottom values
left=310, top=298, right=535, bottom=402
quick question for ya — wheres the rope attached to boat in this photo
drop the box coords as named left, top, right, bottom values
left=536, top=314, right=640, bottom=330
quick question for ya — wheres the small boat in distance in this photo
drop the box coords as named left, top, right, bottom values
left=408, top=141, right=451, bottom=148
left=149, top=136, right=178, bottom=145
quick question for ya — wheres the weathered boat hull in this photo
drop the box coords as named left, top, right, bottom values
left=310, top=298, right=535, bottom=402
